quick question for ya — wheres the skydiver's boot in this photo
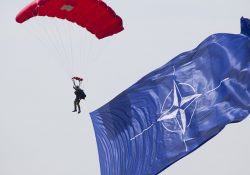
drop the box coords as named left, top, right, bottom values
left=72, top=101, right=77, bottom=112
left=72, top=105, right=77, bottom=112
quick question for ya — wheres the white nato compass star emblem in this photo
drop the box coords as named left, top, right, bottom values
left=130, top=66, right=229, bottom=152
left=157, top=78, right=201, bottom=151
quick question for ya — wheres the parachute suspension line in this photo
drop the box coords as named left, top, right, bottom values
left=84, top=31, right=92, bottom=75
left=31, top=7, right=72, bottom=78
left=86, top=35, right=94, bottom=64
left=81, top=32, right=91, bottom=75
left=65, top=20, right=75, bottom=77
left=28, top=12, right=57, bottom=52
left=53, top=19, right=73, bottom=76
left=70, top=22, right=80, bottom=77
left=59, top=19, right=88, bottom=78
left=36, top=9, right=65, bottom=59
left=75, top=25, right=83, bottom=76
left=75, top=26, right=92, bottom=77
left=27, top=23, right=64, bottom=78
left=86, top=5, right=100, bottom=66
left=26, top=20, right=48, bottom=48
left=91, top=2, right=108, bottom=63
left=44, top=19, right=71, bottom=78
left=59, top=19, right=72, bottom=75
left=88, top=6, right=101, bottom=64
left=65, top=21, right=74, bottom=77
left=83, top=30, right=92, bottom=74
left=45, top=18, right=72, bottom=77
left=64, top=20, right=77, bottom=76
left=75, top=10, right=105, bottom=75
left=25, top=17, right=71, bottom=78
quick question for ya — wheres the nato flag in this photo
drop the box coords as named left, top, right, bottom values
left=90, top=17, right=250, bottom=175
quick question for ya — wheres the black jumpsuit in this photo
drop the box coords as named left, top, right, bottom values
left=73, top=86, right=86, bottom=113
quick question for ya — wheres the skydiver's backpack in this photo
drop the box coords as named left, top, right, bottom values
left=80, top=90, right=86, bottom=99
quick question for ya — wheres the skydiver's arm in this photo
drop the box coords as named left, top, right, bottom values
left=72, top=79, right=76, bottom=87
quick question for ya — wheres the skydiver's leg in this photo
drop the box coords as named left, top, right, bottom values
left=77, top=100, right=81, bottom=114
left=72, top=98, right=77, bottom=112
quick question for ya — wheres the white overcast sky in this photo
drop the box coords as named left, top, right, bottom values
left=1, top=0, right=250, bottom=175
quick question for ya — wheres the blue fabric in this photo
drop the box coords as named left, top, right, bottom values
left=241, top=17, right=250, bottom=37
left=90, top=17, right=250, bottom=175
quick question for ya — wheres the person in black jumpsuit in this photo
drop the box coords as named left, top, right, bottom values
left=72, top=85, right=86, bottom=114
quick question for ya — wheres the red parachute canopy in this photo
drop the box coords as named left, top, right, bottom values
left=16, top=0, right=124, bottom=39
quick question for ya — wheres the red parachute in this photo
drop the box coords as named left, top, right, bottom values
left=16, top=0, right=124, bottom=39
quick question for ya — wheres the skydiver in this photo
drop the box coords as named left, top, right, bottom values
left=72, top=85, right=86, bottom=114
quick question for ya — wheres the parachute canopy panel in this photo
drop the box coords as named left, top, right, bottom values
left=16, top=0, right=124, bottom=39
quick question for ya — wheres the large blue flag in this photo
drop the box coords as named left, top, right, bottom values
left=90, top=17, right=250, bottom=175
